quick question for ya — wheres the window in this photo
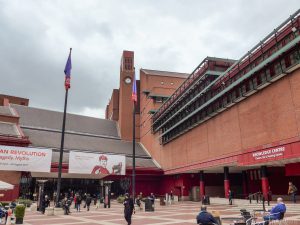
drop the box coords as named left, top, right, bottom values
left=155, top=97, right=163, bottom=103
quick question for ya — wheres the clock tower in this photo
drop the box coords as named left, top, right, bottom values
left=118, top=50, right=135, bottom=141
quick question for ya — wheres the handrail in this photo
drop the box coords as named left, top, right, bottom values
left=153, top=57, right=235, bottom=124
left=153, top=71, right=221, bottom=132
left=248, top=192, right=262, bottom=198
left=248, top=192, right=265, bottom=206
left=153, top=57, right=210, bottom=122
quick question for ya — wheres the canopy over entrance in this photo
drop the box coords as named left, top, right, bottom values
left=0, top=181, right=14, bottom=190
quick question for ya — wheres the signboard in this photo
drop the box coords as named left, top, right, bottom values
left=251, top=147, right=285, bottom=161
left=238, top=144, right=295, bottom=166
left=0, top=145, right=52, bottom=172
left=69, top=151, right=126, bottom=175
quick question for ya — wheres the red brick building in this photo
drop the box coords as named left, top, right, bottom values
left=106, top=10, right=300, bottom=201
left=0, top=96, right=30, bottom=200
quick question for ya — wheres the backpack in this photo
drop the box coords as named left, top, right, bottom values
left=293, top=185, right=298, bottom=193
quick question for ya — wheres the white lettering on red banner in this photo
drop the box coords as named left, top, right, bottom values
left=0, top=145, right=52, bottom=172
left=69, top=151, right=126, bottom=175
left=252, top=147, right=285, bottom=160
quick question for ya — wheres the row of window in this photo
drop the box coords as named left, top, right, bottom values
left=153, top=59, right=232, bottom=123
left=153, top=74, right=219, bottom=132
left=155, top=29, right=300, bottom=135
left=213, top=31, right=299, bottom=94
left=161, top=47, right=300, bottom=144
left=124, top=57, right=133, bottom=70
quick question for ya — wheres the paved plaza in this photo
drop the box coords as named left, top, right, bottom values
left=22, top=201, right=300, bottom=225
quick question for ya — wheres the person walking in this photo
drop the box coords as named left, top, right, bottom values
left=45, top=195, right=50, bottom=208
left=123, top=193, right=135, bottom=225
left=169, top=190, right=174, bottom=205
left=228, top=189, right=234, bottom=205
left=62, top=197, right=70, bottom=215
left=96, top=194, right=101, bottom=209
left=73, top=195, right=77, bottom=209
left=288, top=182, right=297, bottom=203
left=40, top=196, right=46, bottom=214
left=149, top=193, right=155, bottom=207
left=85, top=194, right=92, bottom=211
left=136, top=192, right=143, bottom=210
left=76, top=194, right=82, bottom=212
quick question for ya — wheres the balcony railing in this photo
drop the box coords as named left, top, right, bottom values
left=152, top=9, right=300, bottom=144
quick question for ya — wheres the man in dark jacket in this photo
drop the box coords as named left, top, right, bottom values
left=85, top=194, right=92, bottom=211
left=62, top=197, right=70, bottom=215
left=123, top=193, right=135, bottom=225
left=45, top=195, right=50, bottom=208
left=40, top=196, right=46, bottom=214
left=196, top=206, right=219, bottom=225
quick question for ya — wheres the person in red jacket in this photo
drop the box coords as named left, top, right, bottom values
left=91, top=155, right=110, bottom=174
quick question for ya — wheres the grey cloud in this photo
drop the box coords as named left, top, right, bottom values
left=0, top=0, right=299, bottom=117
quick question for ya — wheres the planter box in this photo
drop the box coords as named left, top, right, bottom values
left=15, top=217, right=23, bottom=224
left=53, top=207, right=64, bottom=216
left=45, top=207, right=54, bottom=216
left=30, top=203, right=37, bottom=212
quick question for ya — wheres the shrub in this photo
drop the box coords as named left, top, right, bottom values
left=117, top=195, right=125, bottom=204
left=0, top=202, right=9, bottom=207
left=16, top=199, right=32, bottom=207
left=15, top=204, right=26, bottom=219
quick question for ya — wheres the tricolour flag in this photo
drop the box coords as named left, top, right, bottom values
left=132, top=72, right=137, bottom=103
left=64, top=49, right=72, bottom=89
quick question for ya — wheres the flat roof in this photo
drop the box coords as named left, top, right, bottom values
left=141, top=69, right=189, bottom=79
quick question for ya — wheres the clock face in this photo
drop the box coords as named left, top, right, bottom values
left=124, top=77, right=132, bottom=84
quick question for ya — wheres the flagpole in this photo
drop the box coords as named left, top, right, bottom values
left=56, top=48, right=72, bottom=207
left=132, top=68, right=136, bottom=203
left=132, top=100, right=136, bottom=203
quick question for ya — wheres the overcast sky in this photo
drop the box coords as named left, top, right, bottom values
left=0, top=1, right=299, bottom=118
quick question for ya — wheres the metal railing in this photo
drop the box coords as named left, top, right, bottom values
left=156, top=9, right=300, bottom=143
left=153, top=9, right=300, bottom=129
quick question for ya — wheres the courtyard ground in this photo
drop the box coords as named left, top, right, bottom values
left=21, top=200, right=300, bottom=225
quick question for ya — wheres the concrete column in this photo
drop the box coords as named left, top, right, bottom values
left=242, top=171, right=248, bottom=199
left=224, top=167, right=230, bottom=198
left=199, top=171, right=205, bottom=198
left=261, top=166, right=269, bottom=200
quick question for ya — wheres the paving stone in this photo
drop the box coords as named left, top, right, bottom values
left=21, top=201, right=300, bottom=225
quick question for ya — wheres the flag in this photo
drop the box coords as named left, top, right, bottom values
left=64, top=49, right=72, bottom=89
left=132, top=72, right=137, bottom=103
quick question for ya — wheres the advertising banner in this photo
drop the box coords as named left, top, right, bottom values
left=0, top=145, right=52, bottom=172
left=69, top=151, right=126, bottom=175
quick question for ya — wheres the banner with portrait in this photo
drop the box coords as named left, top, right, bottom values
left=68, top=151, right=126, bottom=175
left=0, top=145, right=52, bottom=172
